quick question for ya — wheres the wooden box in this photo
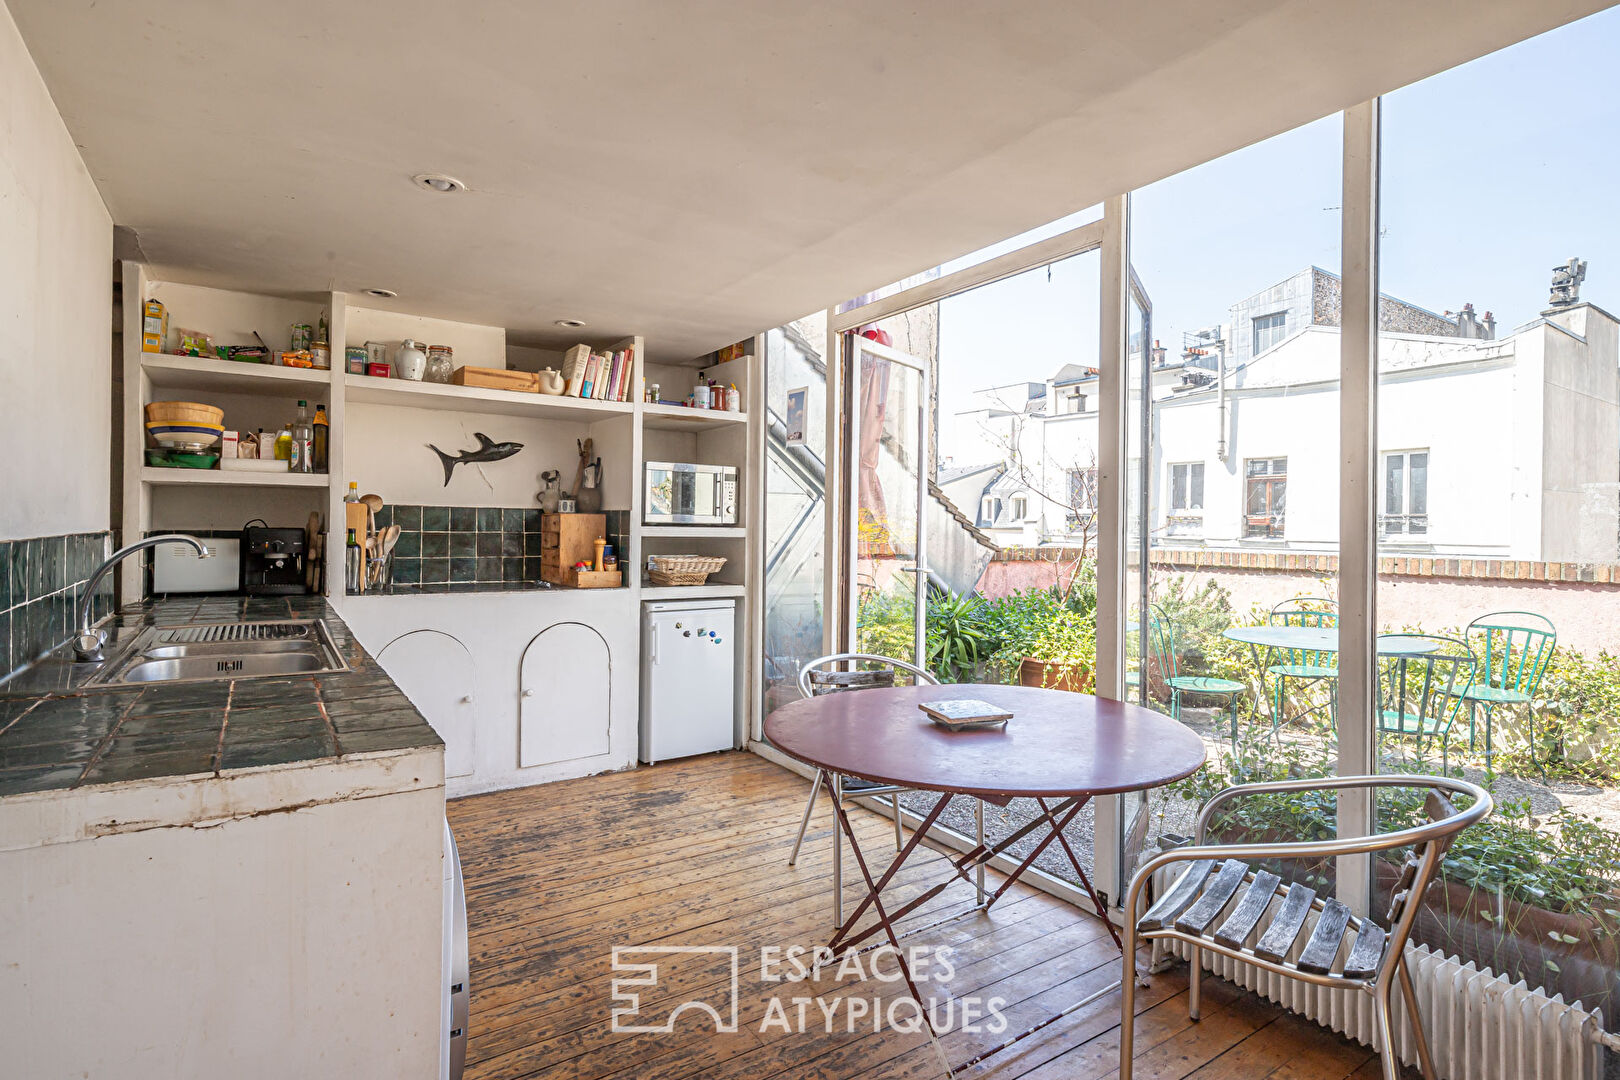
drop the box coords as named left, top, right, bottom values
left=540, top=512, right=607, bottom=585
left=451, top=365, right=540, bottom=393
left=558, top=568, right=623, bottom=589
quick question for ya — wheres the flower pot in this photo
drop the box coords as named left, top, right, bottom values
left=1018, top=656, right=1094, bottom=694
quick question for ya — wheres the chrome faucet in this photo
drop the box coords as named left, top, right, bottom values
left=73, top=534, right=212, bottom=662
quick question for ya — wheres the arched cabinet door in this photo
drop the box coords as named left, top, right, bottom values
left=519, top=623, right=611, bottom=768
left=377, top=630, right=477, bottom=779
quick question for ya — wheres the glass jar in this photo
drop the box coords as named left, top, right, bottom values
left=424, top=344, right=454, bottom=384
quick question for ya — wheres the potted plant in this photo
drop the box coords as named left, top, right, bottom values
left=1011, top=610, right=1097, bottom=693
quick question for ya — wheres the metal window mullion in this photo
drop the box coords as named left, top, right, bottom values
left=1092, top=193, right=1131, bottom=913
left=1336, top=99, right=1382, bottom=918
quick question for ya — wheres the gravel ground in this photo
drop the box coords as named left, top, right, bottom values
left=893, top=706, right=1620, bottom=889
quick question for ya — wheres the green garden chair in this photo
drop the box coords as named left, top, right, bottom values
left=1265, top=597, right=1339, bottom=733
left=1375, top=635, right=1475, bottom=769
left=1449, top=611, right=1555, bottom=765
left=1148, top=610, right=1248, bottom=750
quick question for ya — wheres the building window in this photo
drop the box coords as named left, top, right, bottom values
left=979, top=496, right=1001, bottom=524
left=1381, top=450, right=1429, bottom=537
left=1169, top=462, right=1204, bottom=513
left=1010, top=495, right=1029, bottom=520
left=1068, top=468, right=1097, bottom=510
left=1244, top=457, right=1287, bottom=538
left=1252, top=311, right=1287, bottom=354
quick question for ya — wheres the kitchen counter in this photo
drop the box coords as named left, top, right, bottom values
left=0, top=594, right=441, bottom=798
left=348, top=579, right=569, bottom=596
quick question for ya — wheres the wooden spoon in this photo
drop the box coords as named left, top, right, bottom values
left=361, top=493, right=384, bottom=539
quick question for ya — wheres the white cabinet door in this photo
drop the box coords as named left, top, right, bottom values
left=519, top=623, right=612, bottom=767
left=377, top=630, right=477, bottom=778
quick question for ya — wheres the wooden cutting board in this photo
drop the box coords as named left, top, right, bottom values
left=450, top=365, right=540, bottom=393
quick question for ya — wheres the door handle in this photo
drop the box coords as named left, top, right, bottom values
left=521, top=688, right=535, bottom=698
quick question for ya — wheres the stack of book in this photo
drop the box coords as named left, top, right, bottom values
left=560, top=344, right=636, bottom=402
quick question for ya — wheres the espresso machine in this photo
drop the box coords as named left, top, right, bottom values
left=240, top=522, right=308, bottom=595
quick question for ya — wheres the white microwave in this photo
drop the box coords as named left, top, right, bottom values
left=643, top=462, right=738, bottom=525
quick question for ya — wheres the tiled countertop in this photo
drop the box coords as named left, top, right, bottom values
left=0, top=594, right=441, bottom=798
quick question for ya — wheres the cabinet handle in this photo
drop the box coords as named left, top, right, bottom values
left=461, top=695, right=474, bottom=704
left=521, top=688, right=535, bottom=698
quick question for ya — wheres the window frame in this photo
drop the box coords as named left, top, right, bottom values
left=1379, top=448, right=1429, bottom=538
left=1252, top=310, right=1288, bottom=354
left=1242, top=456, right=1288, bottom=539
left=1167, top=461, right=1205, bottom=514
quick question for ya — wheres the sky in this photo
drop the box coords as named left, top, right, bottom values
left=929, top=5, right=1620, bottom=462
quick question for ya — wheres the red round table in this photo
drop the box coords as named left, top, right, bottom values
left=765, top=682, right=1207, bottom=1066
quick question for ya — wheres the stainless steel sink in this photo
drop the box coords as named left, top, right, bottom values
left=88, top=620, right=347, bottom=687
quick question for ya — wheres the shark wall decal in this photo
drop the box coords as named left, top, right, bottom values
left=429, top=432, right=524, bottom=486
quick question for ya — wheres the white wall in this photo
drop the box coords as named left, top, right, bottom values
left=0, top=751, right=444, bottom=1078
left=0, top=2, right=112, bottom=540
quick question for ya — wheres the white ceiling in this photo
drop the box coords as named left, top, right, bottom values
left=10, top=0, right=1609, bottom=360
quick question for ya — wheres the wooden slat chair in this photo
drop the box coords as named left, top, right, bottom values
left=1121, top=774, right=1492, bottom=1080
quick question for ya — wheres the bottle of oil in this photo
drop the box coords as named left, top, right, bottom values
left=312, top=403, right=329, bottom=473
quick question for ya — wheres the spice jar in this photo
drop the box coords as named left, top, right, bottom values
left=310, top=341, right=330, bottom=370
left=424, top=344, right=454, bottom=384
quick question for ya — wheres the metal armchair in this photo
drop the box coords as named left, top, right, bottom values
left=785, top=653, right=949, bottom=925
left=1121, top=774, right=1492, bottom=1080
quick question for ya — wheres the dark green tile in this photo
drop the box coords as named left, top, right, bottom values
left=226, top=717, right=329, bottom=743
left=475, top=532, right=502, bottom=557
left=374, top=504, right=393, bottom=529
left=502, top=508, right=524, bottom=533
left=0, top=763, right=87, bottom=795
left=219, top=735, right=335, bottom=772
left=500, top=532, right=522, bottom=557
left=394, top=531, right=421, bottom=558
left=450, top=557, right=477, bottom=583
left=422, top=532, right=450, bottom=558
left=0, top=739, right=102, bottom=769
left=227, top=703, right=323, bottom=727
left=392, top=557, right=421, bottom=584
left=450, top=507, right=475, bottom=531
left=101, top=731, right=220, bottom=757
left=81, top=748, right=216, bottom=786
left=394, top=505, right=422, bottom=530
left=523, top=532, right=544, bottom=556
left=116, top=711, right=226, bottom=738
left=477, top=507, right=501, bottom=532
left=522, top=509, right=541, bottom=531
left=326, top=706, right=425, bottom=733
left=501, top=558, right=524, bottom=582
left=475, top=557, right=501, bottom=582
left=0, top=540, right=11, bottom=611
left=339, top=725, right=442, bottom=755
left=452, top=532, right=478, bottom=557
left=422, top=506, right=450, bottom=531
left=420, top=558, right=450, bottom=584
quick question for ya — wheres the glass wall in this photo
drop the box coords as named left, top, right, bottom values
left=1129, top=114, right=1344, bottom=886
left=761, top=315, right=830, bottom=719
left=1375, top=8, right=1620, bottom=1017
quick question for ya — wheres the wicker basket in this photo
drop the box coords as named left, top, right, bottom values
left=647, top=554, right=727, bottom=586
left=146, top=400, right=225, bottom=426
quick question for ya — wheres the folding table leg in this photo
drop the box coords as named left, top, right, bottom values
left=831, top=774, right=843, bottom=929
left=975, top=799, right=986, bottom=906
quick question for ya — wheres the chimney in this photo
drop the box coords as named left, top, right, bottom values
left=1483, top=310, right=1496, bottom=339
left=1151, top=339, right=1167, bottom=367
left=1456, top=303, right=1480, bottom=338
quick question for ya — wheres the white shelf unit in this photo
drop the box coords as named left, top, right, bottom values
left=345, top=374, right=636, bottom=422
left=140, top=467, right=329, bottom=488
left=142, top=352, right=332, bottom=396
left=639, top=583, right=748, bottom=601
left=640, top=403, right=747, bottom=431
left=638, top=525, right=747, bottom=539
left=118, top=261, right=762, bottom=762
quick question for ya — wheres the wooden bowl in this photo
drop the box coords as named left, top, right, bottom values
left=145, top=400, right=224, bottom=426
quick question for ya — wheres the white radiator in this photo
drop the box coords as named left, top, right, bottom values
left=1149, top=867, right=1612, bottom=1080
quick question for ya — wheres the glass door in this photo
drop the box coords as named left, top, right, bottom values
left=844, top=333, right=929, bottom=666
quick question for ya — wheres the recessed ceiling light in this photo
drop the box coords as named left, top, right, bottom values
left=412, top=173, right=466, bottom=194
left=554, top=318, right=586, bottom=329
left=363, top=288, right=398, bottom=299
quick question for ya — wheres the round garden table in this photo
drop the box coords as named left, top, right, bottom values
left=1221, top=625, right=1440, bottom=655
left=764, top=682, right=1206, bottom=1065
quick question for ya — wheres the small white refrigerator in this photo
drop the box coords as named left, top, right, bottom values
left=640, top=599, right=736, bottom=764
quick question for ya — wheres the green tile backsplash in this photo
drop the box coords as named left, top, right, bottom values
left=1, top=532, right=113, bottom=679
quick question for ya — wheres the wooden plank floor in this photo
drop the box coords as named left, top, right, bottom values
left=447, top=751, right=1379, bottom=1080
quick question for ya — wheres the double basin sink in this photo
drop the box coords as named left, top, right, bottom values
left=88, top=620, right=348, bottom=686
